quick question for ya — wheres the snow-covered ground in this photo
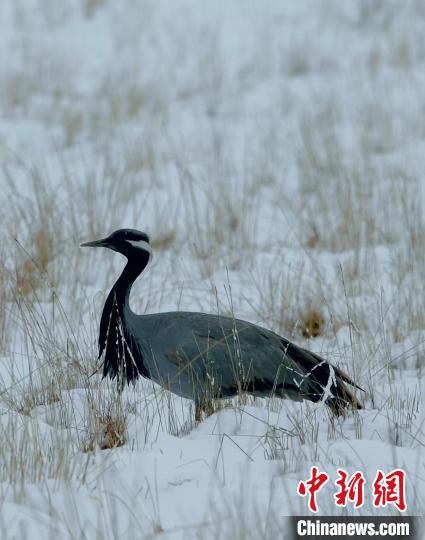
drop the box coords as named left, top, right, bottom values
left=1, top=0, right=425, bottom=537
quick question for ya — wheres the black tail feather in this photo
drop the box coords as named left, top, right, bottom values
left=282, top=339, right=363, bottom=415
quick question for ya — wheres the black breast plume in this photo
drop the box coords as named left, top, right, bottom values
left=98, top=291, right=145, bottom=383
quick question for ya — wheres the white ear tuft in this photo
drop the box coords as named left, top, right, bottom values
left=128, top=239, right=152, bottom=258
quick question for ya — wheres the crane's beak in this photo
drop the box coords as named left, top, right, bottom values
left=80, top=237, right=110, bottom=248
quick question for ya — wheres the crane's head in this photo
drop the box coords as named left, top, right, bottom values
left=80, top=229, right=152, bottom=262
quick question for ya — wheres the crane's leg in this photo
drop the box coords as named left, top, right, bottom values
left=195, top=398, right=214, bottom=422
left=195, top=402, right=202, bottom=423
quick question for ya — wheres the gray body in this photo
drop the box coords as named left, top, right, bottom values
left=126, top=310, right=329, bottom=404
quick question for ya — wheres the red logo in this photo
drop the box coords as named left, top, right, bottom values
left=297, top=466, right=330, bottom=513
left=372, top=469, right=406, bottom=512
left=335, top=469, right=365, bottom=508
left=298, top=467, right=407, bottom=513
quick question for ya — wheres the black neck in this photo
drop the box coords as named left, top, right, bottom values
left=110, top=253, right=150, bottom=311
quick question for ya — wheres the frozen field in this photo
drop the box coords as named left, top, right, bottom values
left=1, top=0, right=425, bottom=537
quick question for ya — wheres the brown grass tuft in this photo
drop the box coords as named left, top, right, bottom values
left=297, top=306, right=326, bottom=338
left=33, top=229, right=53, bottom=273
left=84, top=413, right=127, bottom=452
left=16, top=229, right=54, bottom=295
left=18, top=385, right=61, bottom=416
left=102, top=414, right=126, bottom=449
left=151, top=231, right=177, bottom=251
